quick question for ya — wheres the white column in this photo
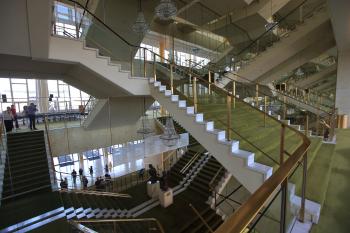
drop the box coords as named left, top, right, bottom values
left=36, top=79, right=49, bottom=113
left=335, top=49, right=350, bottom=127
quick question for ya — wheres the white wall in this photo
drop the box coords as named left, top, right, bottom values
left=0, top=0, right=31, bottom=57
left=0, top=0, right=51, bottom=58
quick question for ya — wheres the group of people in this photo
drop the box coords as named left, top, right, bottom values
left=2, top=103, right=38, bottom=132
left=148, top=164, right=169, bottom=191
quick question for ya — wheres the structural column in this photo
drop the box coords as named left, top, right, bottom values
left=36, top=79, right=49, bottom=113
left=335, top=49, right=350, bottom=128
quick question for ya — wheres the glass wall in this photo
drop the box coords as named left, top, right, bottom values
left=0, top=77, right=90, bottom=112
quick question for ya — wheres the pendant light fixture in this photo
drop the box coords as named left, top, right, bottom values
left=155, top=0, right=177, bottom=20
left=160, top=116, right=180, bottom=147
left=132, top=0, right=149, bottom=34
left=137, top=98, right=154, bottom=137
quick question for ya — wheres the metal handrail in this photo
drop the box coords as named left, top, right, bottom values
left=73, top=218, right=165, bottom=233
left=180, top=151, right=202, bottom=174
left=59, top=188, right=131, bottom=198
left=68, top=220, right=98, bottom=233
left=189, top=203, right=214, bottom=233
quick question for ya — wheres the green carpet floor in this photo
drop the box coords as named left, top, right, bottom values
left=311, top=129, right=350, bottom=233
left=0, top=191, right=61, bottom=229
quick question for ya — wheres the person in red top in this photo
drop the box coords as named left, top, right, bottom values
left=10, top=104, right=19, bottom=129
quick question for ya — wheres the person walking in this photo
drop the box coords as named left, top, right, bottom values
left=27, top=103, right=38, bottom=130
left=10, top=105, right=19, bottom=130
left=3, top=107, right=14, bottom=132
left=82, top=176, right=88, bottom=189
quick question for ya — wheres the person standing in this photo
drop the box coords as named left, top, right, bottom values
left=3, top=107, right=14, bottom=132
left=27, top=103, right=38, bottom=130
left=89, top=166, right=93, bottom=177
left=71, top=169, right=77, bottom=185
left=10, top=105, right=19, bottom=130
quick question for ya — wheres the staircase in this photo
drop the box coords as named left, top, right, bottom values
left=48, top=36, right=149, bottom=96
left=82, top=99, right=107, bottom=128
left=218, top=3, right=329, bottom=86
left=2, top=131, right=51, bottom=200
left=150, top=78, right=273, bottom=193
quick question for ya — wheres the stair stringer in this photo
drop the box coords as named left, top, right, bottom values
left=49, top=36, right=149, bottom=96
left=82, top=99, right=108, bottom=129
left=150, top=80, right=273, bottom=194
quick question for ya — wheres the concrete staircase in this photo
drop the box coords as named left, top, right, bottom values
left=48, top=36, right=149, bottom=96
left=150, top=78, right=273, bottom=194
left=217, top=3, right=329, bottom=87
left=82, top=99, right=108, bottom=129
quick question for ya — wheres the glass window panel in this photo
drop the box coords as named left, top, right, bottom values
left=11, top=78, right=26, bottom=84
left=0, top=78, right=12, bottom=101
left=48, top=80, right=58, bottom=97
left=27, top=79, right=36, bottom=98
left=70, top=86, right=81, bottom=98
left=12, top=84, right=27, bottom=101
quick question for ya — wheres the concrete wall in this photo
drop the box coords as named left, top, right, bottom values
left=0, top=0, right=51, bottom=58
left=86, top=96, right=154, bottom=130
left=0, top=0, right=31, bottom=57
left=335, top=49, right=350, bottom=127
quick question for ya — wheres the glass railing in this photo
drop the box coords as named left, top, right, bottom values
left=49, top=1, right=313, bottom=232
left=0, top=96, right=92, bottom=130
left=212, top=0, right=326, bottom=71
left=184, top=58, right=337, bottom=142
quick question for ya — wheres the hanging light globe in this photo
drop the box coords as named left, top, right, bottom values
left=137, top=114, right=154, bottom=137
left=160, top=117, right=180, bottom=147
left=295, top=68, right=304, bottom=76
left=155, top=0, right=177, bottom=20
left=132, top=11, right=150, bottom=34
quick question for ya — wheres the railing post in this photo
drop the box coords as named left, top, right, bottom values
left=113, top=221, right=117, bottom=233
left=193, top=77, right=197, bottom=113
left=143, top=48, right=146, bottom=78
left=227, top=94, right=232, bottom=141
left=153, top=54, right=157, bottom=82
left=208, top=70, right=212, bottom=94
left=283, top=96, right=287, bottom=120
left=255, top=84, right=259, bottom=107
left=233, top=81, right=236, bottom=109
left=264, top=96, right=267, bottom=127
left=299, top=113, right=308, bottom=222
left=280, top=124, right=287, bottom=233
left=130, top=47, right=134, bottom=76
left=170, top=63, right=174, bottom=94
